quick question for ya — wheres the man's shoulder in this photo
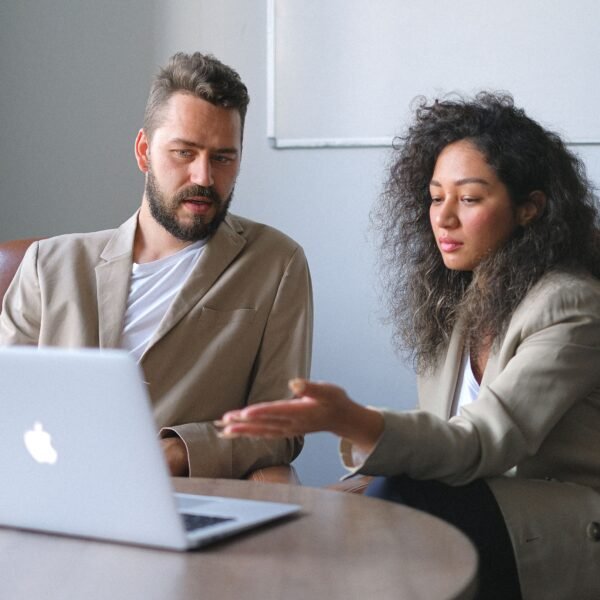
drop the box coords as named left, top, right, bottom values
left=225, top=213, right=304, bottom=253
left=35, top=227, right=117, bottom=258
left=39, top=227, right=117, bottom=247
left=34, top=213, right=137, bottom=261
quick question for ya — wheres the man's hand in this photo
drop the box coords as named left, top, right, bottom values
left=160, top=436, right=189, bottom=476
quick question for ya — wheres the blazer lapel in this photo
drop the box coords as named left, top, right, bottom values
left=437, top=325, right=466, bottom=418
left=96, top=213, right=137, bottom=348
left=419, top=324, right=465, bottom=418
left=141, top=215, right=247, bottom=356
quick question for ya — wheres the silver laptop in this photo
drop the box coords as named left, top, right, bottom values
left=0, top=346, right=300, bottom=550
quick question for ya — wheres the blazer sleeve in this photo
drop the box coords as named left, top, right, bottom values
left=343, top=274, right=600, bottom=485
left=0, top=242, right=42, bottom=346
left=162, top=245, right=313, bottom=478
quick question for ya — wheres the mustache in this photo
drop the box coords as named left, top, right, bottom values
left=174, top=185, right=220, bottom=205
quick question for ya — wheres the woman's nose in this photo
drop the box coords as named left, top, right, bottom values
left=435, top=199, right=459, bottom=228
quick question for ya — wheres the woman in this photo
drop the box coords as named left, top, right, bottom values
left=219, top=93, right=600, bottom=600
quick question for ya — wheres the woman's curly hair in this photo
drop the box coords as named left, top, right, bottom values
left=372, top=92, right=600, bottom=372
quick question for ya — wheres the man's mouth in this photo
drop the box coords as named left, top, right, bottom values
left=182, top=197, right=215, bottom=215
left=185, top=197, right=212, bottom=205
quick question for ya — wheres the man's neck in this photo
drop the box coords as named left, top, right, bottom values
left=134, top=201, right=194, bottom=264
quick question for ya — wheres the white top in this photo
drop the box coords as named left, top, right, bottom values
left=450, top=349, right=481, bottom=417
left=121, top=241, right=206, bottom=362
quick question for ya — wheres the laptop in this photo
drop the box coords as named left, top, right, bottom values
left=0, top=345, right=300, bottom=550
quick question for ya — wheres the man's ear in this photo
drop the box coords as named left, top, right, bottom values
left=517, top=190, right=546, bottom=226
left=134, top=129, right=150, bottom=173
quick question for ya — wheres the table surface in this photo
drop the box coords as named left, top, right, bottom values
left=0, top=478, right=478, bottom=600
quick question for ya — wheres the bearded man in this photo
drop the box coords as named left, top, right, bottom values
left=0, top=52, right=313, bottom=478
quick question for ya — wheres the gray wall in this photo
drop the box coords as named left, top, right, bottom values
left=2, top=1, right=598, bottom=486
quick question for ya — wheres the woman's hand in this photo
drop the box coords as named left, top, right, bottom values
left=217, top=379, right=384, bottom=455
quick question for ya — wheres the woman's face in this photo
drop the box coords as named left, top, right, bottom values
left=429, top=140, right=519, bottom=271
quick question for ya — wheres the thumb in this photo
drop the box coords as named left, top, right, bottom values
left=288, top=378, right=345, bottom=401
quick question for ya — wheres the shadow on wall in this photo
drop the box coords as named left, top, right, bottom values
left=0, top=1, right=158, bottom=240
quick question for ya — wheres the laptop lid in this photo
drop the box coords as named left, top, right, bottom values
left=0, top=346, right=299, bottom=550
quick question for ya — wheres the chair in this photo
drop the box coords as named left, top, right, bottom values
left=0, top=238, right=42, bottom=308
left=0, top=237, right=300, bottom=485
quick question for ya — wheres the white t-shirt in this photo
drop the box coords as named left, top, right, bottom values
left=450, top=349, right=481, bottom=417
left=121, top=241, right=205, bottom=362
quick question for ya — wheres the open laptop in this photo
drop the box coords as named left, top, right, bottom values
left=0, top=346, right=300, bottom=550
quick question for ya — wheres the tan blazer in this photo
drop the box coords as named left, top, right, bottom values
left=0, top=213, right=313, bottom=478
left=343, top=268, right=600, bottom=599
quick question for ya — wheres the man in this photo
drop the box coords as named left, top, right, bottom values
left=0, top=52, right=313, bottom=478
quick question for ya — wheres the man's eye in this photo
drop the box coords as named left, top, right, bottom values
left=174, top=149, right=192, bottom=158
left=212, top=155, right=233, bottom=164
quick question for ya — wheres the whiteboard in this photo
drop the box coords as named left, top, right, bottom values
left=267, top=0, right=600, bottom=148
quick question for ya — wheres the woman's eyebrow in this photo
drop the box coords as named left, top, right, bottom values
left=430, top=177, right=491, bottom=187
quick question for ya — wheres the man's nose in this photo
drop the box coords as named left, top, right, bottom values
left=190, top=155, right=214, bottom=187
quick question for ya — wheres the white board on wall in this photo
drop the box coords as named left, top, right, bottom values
left=267, top=0, right=600, bottom=148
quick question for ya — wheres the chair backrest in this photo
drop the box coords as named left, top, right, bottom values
left=0, top=238, right=42, bottom=309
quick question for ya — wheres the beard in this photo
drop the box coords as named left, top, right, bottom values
left=145, top=166, right=232, bottom=242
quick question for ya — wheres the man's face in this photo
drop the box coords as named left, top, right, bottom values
left=136, top=92, right=242, bottom=242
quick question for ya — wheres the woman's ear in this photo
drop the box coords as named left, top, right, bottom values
left=517, top=190, right=546, bottom=226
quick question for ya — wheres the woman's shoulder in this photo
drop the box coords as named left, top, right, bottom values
left=513, top=266, right=600, bottom=330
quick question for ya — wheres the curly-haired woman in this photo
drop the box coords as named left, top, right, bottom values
left=219, top=93, right=600, bottom=600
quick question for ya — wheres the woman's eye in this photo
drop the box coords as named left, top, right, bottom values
left=461, top=196, right=480, bottom=204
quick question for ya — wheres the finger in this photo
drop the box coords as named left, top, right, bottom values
left=288, top=377, right=307, bottom=396
left=218, top=421, right=297, bottom=439
left=218, top=409, right=247, bottom=425
left=241, top=398, right=316, bottom=419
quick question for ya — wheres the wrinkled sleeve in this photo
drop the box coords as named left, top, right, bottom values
left=0, top=242, right=42, bottom=346
left=340, top=280, right=600, bottom=485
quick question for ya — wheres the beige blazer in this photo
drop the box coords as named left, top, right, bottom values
left=0, top=213, right=313, bottom=478
left=343, top=268, right=600, bottom=600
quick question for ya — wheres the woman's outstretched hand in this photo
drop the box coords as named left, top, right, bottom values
left=216, top=379, right=384, bottom=455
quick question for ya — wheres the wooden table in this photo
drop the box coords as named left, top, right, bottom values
left=0, top=478, right=478, bottom=600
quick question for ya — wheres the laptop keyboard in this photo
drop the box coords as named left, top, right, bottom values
left=181, top=513, right=234, bottom=532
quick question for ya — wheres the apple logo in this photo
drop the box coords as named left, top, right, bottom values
left=24, top=422, right=58, bottom=465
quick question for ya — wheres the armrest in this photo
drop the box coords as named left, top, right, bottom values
left=245, top=465, right=301, bottom=485
left=326, top=475, right=373, bottom=494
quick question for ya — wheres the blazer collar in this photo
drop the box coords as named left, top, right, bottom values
left=437, top=325, right=466, bottom=418
left=94, top=212, right=247, bottom=353
left=95, top=212, right=138, bottom=348
left=141, top=213, right=247, bottom=359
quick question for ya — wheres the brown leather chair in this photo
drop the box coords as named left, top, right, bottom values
left=0, top=237, right=299, bottom=484
left=0, top=238, right=42, bottom=308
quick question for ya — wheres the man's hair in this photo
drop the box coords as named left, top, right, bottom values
left=143, top=52, right=250, bottom=141
left=372, top=92, right=600, bottom=372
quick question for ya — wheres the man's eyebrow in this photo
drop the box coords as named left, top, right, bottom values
left=430, top=177, right=491, bottom=187
left=169, top=137, right=239, bottom=155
